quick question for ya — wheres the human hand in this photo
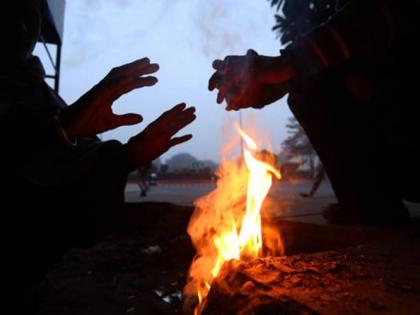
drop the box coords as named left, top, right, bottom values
left=60, top=58, right=159, bottom=137
left=208, top=49, right=295, bottom=111
left=124, top=103, right=196, bottom=171
left=222, top=82, right=289, bottom=111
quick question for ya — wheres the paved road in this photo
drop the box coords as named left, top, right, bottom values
left=125, top=179, right=338, bottom=223
left=125, top=179, right=420, bottom=224
left=125, top=180, right=335, bottom=204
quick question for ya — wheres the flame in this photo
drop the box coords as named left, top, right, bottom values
left=184, top=126, right=283, bottom=314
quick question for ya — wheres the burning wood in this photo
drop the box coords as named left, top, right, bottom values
left=203, top=257, right=319, bottom=315
left=184, top=127, right=284, bottom=314
left=194, top=244, right=420, bottom=315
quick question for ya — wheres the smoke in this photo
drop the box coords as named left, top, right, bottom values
left=194, top=0, right=247, bottom=58
left=84, top=0, right=132, bottom=9
left=62, top=0, right=132, bottom=68
left=63, top=0, right=276, bottom=68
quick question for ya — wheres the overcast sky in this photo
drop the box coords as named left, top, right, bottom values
left=38, top=0, right=292, bottom=162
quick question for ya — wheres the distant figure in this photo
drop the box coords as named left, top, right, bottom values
left=137, top=165, right=151, bottom=197
left=300, top=164, right=325, bottom=198
left=0, top=0, right=196, bottom=309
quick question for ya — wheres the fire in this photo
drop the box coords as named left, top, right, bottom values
left=184, top=126, right=283, bottom=315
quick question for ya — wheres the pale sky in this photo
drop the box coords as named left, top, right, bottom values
left=37, top=0, right=292, bottom=162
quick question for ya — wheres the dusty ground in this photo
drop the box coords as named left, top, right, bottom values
left=204, top=240, right=420, bottom=315
left=33, top=202, right=420, bottom=315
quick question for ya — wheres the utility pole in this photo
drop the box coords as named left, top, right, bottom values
left=239, top=111, right=244, bottom=158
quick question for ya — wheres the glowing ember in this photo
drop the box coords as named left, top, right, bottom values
left=184, top=126, right=283, bottom=315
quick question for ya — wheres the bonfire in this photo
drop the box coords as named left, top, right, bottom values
left=184, top=126, right=284, bottom=315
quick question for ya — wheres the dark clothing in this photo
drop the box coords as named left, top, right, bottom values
left=287, top=0, right=420, bottom=76
left=136, top=165, right=151, bottom=196
left=284, top=0, right=420, bottom=210
left=0, top=57, right=128, bottom=302
left=288, top=62, right=419, bottom=213
left=289, top=67, right=404, bottom=211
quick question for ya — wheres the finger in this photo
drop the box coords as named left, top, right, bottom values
left=155, top=103, right=187, bottom=123
left=134, top=76, right=158, bottom=87
left=209, top=72, right=223, bottom=91
left=225, top=100, right=235, bottom=111
left=138, top=63, right=160, bottom=76
left=212, top=59, right=223, bottom=70
left=182, top=106, right=196, bottom=115
left=226, top=94, right=242, bottom=111
left=177, top=106, right=196, bottom=120
left=113, top=113, right=143, bottom=127
left=117, top=76, right=158, bottom=96
left=169, top=134, right=193, bottom=147
left=175, top=113, right=197, bottom=132
left=226, top=104, right=242, bottom=111
left=170, top=103, right=187, bottom=113
left=225, top=85, right=243, bottom=105
left=116, top=64, right=159, bottom=90
left=226, top=104, right=238, bottom=111
left=230, top=94, right=249, bottom=110
left=217, top=88, right=226, bottom=104
left=167, top=111, right=196, bottom=135
left=115, top=57, right=151, bottom=74
left=227, top=95, right=250, bottom=111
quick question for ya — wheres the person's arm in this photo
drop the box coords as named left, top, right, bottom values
left=0, top=83, right=73, bottom=158
left=208, top=0, right=409, bottom=110
left=281, top=0, right=402, bottom=78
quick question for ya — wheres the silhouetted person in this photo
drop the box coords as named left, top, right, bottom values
left=137, top=164, right=151, bottom=197
left=209, top=0, right=420, bottom=224
left=0, top=0, right=196, bottom=310
left=300, top=164, right=326, bottom=198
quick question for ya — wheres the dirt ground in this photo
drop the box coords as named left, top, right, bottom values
left=32, top=202, right=420, bottom=315
left=204, top=241, right=420, bottom=315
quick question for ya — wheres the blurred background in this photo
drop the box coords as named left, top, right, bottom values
left=36, top=0, right=330, bottom=203
left=36, top=0, right=294, bottom=163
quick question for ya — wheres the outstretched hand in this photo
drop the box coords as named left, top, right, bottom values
left=209, top=49, right=294, bottom=111
left=124, top=103, right=196, bottom=171
left=60, top=57, right=159, bottom=137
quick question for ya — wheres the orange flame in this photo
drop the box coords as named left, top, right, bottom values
left=184, top=126, right=283, bottom=314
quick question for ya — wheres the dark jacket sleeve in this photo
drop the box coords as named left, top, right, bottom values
left=1, top=81, right=129, bottom=187
left=284, top=0, right=418, bottom=76
left=1, top=73, right=131, bottom=293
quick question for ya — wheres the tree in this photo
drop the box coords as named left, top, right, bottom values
left=282, top=117, right=317, bottom=176
left=269, top=0, right=340, bottom=45
left=165, top=153, right=198, bottom=172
